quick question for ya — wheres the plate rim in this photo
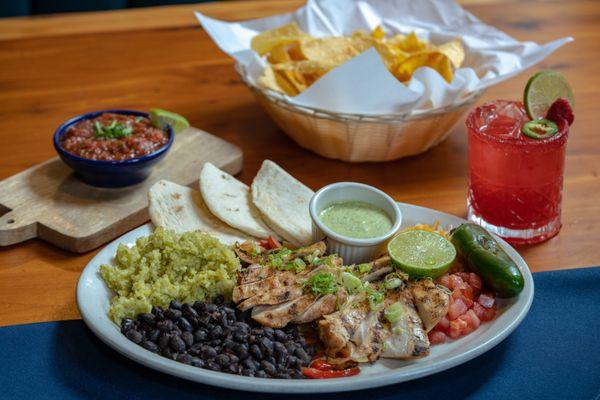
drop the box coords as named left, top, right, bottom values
left=76, top=202, right=534, bottom=393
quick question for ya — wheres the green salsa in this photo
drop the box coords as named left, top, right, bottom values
left=318, top=201, right=393, bottom=239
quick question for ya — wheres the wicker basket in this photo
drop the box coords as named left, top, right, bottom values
left=237, top=64, right=485, bottom=162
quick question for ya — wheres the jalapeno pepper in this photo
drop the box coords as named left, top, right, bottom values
left=521, top=119, right=558, bottom=139
left=450, top=223, right=524, bottom=297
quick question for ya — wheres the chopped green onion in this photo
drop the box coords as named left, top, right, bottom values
left=303, top=272, right=339, bottom=296
left=384, top=302, right=405, bottom=324
left=384, top=273, right=405, bottom=290
left=365, top=285, right=384, bottom=309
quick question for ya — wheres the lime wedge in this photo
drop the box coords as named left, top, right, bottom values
left=387, top=230, right=456, bottom=278
left=149, top=109, right=190, bottom=133
left=524, top=71, right=574, bottom=120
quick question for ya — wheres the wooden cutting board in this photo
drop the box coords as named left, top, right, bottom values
left=0, top=127, right=242, bottom=253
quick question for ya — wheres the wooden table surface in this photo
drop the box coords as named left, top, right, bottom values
left=0, top=0, right=598, bottom=327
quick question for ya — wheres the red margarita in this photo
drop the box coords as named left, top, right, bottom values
left=466, top=100, right=569, bottom=245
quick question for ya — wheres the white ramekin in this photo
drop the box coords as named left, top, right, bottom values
left=309, top=182, right=402, bottom=265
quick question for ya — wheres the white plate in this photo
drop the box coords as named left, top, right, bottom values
left=77, top=202, right=534, bottom=393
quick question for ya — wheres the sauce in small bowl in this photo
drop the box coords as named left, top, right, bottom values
left=309, top=182, right=402, bottom=264
left=54, top=110, right=174, bottom=188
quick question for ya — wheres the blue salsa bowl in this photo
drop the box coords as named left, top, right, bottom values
left=53, top=109, right=174, bottom=188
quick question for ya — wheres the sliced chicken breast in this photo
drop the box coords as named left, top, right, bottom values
left=410, top=279, right=450, bottom=332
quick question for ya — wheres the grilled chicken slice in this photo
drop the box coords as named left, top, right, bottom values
left=409, top=279, right=450, bottom=332
left=238, top=285, right=305, bottom=311
left=233, top=270, right=298, bottom=303
left=235, top=241, right=327, bottom=265
left=380, top=289, right=430, bottom=359
left=251, top=294, right=316, bottom=328
left=293, top=288, right=345, bottom=324
left=362, top=256, right=394, bottom=282
left=238, top=264, right=275, bottom=285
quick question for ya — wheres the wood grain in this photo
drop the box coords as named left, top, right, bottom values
left=0, top=0, right=599, bottom=326
left=0, top=127, right=243, bottom=252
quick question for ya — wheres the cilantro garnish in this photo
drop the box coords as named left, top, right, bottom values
left=303, top=272, right=339, bottom=296
left=93, top=120, right=133, bottom=139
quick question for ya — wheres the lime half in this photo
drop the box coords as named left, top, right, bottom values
left=524, top=71, right=574, bottom=120
left=150, top=108, right=190, bottom=133
left=387, top=230, right=456, bottom=278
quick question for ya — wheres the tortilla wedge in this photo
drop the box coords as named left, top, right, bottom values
left=148, top=180, right=251, bottom=246
left=199, top=162, right=278, bottom=240
left=251, top=160, right=314, bottom=247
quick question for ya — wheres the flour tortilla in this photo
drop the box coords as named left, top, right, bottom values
left=199, top=162, right=277, bottom=239
left=251, top=160, right=314, bottom=246
left=148, top=180, right=251, bottom=246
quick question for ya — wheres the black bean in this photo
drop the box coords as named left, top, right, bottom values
left=294, top=348, right=310, bottom=364
left=147, top=329, right=160, bottom=342
left=165, top=309, right=182, bottom=321
left=190, top=357, right=204, bottom=368
left=141, top=341, right=159, bottom=353
left=201, top=345, right=217, bottom=359
left=249, top=344, right=263, bottom=360
left=208, top=325, right=223, bottom=340
left=277, top=372, right=291, bottom=379
left=241, top=368, right=254, bottom=377
left=181, top=331, right=194, bottom=347
left=151, top=305, right=164, bottom=315
left=125, top=329, right=143, bottom=344
left=228, top=354, right=239, bottom=364
left=157, top=319, right=174, bottom=332
left=205, top=304, right=218, bottom=313
left=182, top=303, right=198, bottom=318
left=260, top=337, right=274, bottom=355
left=284, top=341, right=297, bottom=354
left=193, top=301, right=207, bottom=313
left=251, top=328, right=263, bottom=337
left=276, top=353, right=287, bottom=366
left=242, top=358, right=258, bottom=371
left=161, top=347, right=175, bottom=359
left=197, top=314, right=211, bottom=326
left=265, top=356, right=276, bottom=366
left=291, top=370, right=305, bottom=379
left=177, top=317, right=193, bottom=332
left=260, top=360, right=277, bottom=376
left=232, top=321, right=250, bottom=332
left=176, top=353, right=192, bottom=365
left=169, top=335, right=186, bottom=352
left=213, top=295, right=224, bottom=305
left=222, top=339, right=236, bottom=351
left=169, top=300, right=182, bottom=310
left=233, top=331, right=248, bottom=343
left=189, top=342, right=203, bottom=356
left=248, top=335, right=258, bottom=344
left=158, top=332, right=171, bottom=350
left=228, top=363, right=240, bottom=374
left=138, top=322, right=154, bottom=332
left=255, top=370, right=268, bottom=378
left=288, top=356, right=301, bottom=368
left=273, top=329, right=287, bottom=342
left=273, top=341, right=287, bottom=356
left=120, top=318, right=135, bottom=334
left=206, top=361, right=221, bottom=371
left=138, top=313, right=155, bottom=326
left=262, top=327, right=274, bottom=338
left=193, top=329, right=208, bottom=342
left=220, top=313, right=230, bottom=327
left=215, top=354, right=230, bottom=366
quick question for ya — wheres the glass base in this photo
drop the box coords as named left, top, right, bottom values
left=467, top=201, right=561, bottom=245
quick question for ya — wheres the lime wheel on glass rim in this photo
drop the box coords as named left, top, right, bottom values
left=387, top=229, right=456, bottom=278
left=524, top=70, right=574, bottom=120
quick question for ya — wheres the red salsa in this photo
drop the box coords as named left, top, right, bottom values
left=59, top=113, right=169, bottom=161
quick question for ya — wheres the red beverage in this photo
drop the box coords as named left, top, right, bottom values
left=466, top=100, right=568, bottom=245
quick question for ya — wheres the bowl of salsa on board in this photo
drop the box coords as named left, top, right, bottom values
left=54, top=110, right=174, bottom=187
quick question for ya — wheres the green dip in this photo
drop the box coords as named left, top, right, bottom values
left=318, top=201, right=393, bottom=239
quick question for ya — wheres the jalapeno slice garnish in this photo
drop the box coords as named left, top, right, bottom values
left=521, top=118, right=558, bottom=139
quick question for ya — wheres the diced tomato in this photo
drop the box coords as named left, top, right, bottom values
left=267, top=236, right=281, bottom=250
left=448, top=297, right=468, bottom=320
left=437, top=274, right=450, bottom=288
left=477, top=293, right=496, bottom=309
left=428, top=330, right=446, bottom=344
left=448, top=274, right=468, bottom=291
left=468, top=273, right=482, bottom=291
left=473, top=302, right=496, bottom=322
left=448, top=318, right=468, bottom=339
left=259, top=239, right=270, bottom=248
left=436, top=316, right=450, bottom=331
left=466, top=309, right=481, bottom=329
left=456, top=272, right=471, bottom=282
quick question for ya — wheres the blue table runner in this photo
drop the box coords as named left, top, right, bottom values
left=1, top=267, right=599, bottom=400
